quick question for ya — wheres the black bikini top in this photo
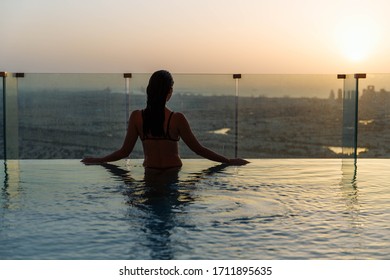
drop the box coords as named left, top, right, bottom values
left=141, top=110, right=179, bottom=142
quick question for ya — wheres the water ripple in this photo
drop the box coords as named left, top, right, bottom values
left=1, top=159, right=390, bottom=259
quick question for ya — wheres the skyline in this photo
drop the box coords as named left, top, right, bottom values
left=1, top=0, right=390, bottom=74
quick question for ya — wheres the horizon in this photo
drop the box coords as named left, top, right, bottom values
left=7, top=72, right=390, bottom=99
left=1, top=0, right=390, bottom=74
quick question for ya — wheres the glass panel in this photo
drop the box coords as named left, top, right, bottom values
left=342, top=75, right=357, bottom=158
left=129, top=73, right=236, bottom=159
left=17, top=74, right=127, bottom=159
left=4, top=74, right=19, bottom=159
left=238, top=74, right=343, bottom=158
left=0, top=74, right=4, bottom=159
left=359, top=74, right=390, bottom=157
left=125, top=73, right=148, bottom=158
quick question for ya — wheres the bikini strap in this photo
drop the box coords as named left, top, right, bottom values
left=141, top=110, right=177, bottom=141
left=166, top=111, right=174, bottom=139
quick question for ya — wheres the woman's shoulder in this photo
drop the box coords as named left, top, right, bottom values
left=129, top=110, right=143, bottom=123
left=130, top=110, right=142, bottom=117
left=170, top=112, right=191, bottom=130
left=170, top=111, right=187, bottom=123
left=171, top=111, right=185, bottom=119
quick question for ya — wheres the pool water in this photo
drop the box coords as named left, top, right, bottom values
left=1, top=159, right=389, bottom=259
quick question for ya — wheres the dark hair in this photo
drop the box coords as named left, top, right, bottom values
left=143, top=70, right=174, bottom=137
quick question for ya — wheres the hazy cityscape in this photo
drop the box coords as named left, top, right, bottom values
left=0, top=83, right=388, bottom=159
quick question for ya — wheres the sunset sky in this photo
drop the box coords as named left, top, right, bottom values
left=1, top=0, right=390, bottom=74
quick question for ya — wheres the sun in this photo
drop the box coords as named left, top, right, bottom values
left=336, top=15, right=381, bottom=63
left=341, top=29, right=373, bottom=62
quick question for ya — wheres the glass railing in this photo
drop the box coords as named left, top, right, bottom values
left=340, top=74, right=359, bottom=158
left=238, top=74, right=342, bottom=158
left=1, top=72, right=389, bottom=159
left=16, top=73, right=127, bottom=159
left=1, top=72, right=19, bottom=159
left=0, top=72, right=4, bottom=159
left=358, top=74, right=390, bottom=158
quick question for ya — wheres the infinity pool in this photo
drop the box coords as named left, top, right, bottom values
left=1, top=159, right=389, bottom=259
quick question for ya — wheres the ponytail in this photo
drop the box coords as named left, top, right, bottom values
left=143, top=70, right=174, bottom=137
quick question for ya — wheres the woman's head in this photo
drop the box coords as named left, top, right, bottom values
left=143, top=70, right=174, bottom=137
left=146, top=70, right=174, bottom=104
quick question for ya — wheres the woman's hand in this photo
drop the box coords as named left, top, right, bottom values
left=228, top=158, right=250, bottom=165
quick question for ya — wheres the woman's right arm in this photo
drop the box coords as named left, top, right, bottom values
left=81, top=110, right=140, bottom=164
left=177, top=113, right=248, bottom=165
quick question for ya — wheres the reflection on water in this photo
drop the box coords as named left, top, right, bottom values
left=341, top=158, right=357, bottom=191
left=327, top=146, right=368, bottom=155
left=1, top=159, right=390, bottom=259
left=359, top=119, right=374, bottom=125
left=101, top=162, right=228, bottom=260
left=341, top=159, right=362, bottom=231
left=209, top=128, right=231, bottom=135
left=1, top=161, right=21, bottom=210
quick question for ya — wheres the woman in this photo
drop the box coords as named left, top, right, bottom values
left=82, top=70, right=249, bottom=168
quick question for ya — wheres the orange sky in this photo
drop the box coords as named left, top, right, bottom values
left=1, top=0, right=390, bottom=74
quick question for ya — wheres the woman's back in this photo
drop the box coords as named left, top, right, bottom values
left=136, top=109, right=182, bottom=169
